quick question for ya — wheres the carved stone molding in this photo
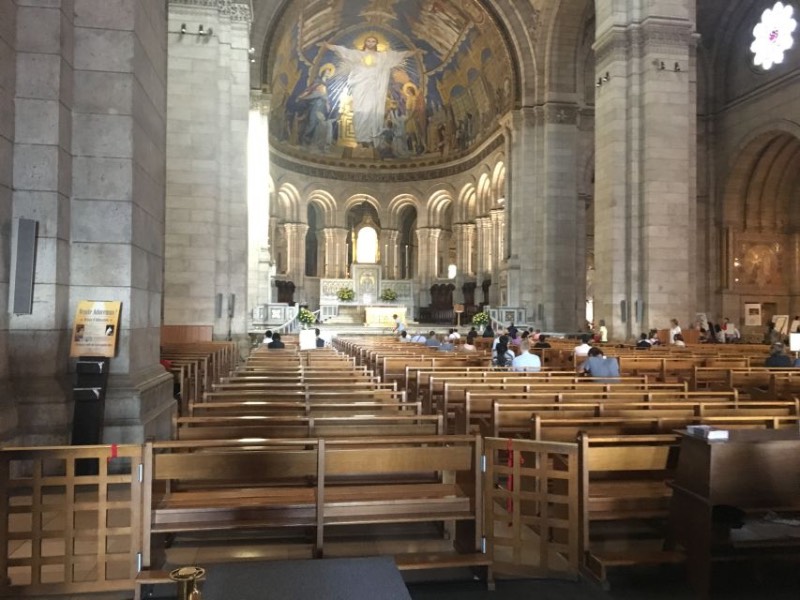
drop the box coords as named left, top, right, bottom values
left=594, top=19, right=696, bottom=66
left=169, top=0, right=251, bottom=22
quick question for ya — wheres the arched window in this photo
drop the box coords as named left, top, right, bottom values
left=356, top=226, right=378, bottom=263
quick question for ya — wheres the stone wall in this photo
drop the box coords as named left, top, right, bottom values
left=164, top=0, right=251, bottom=339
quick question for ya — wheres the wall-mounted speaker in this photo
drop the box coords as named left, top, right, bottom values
left=228, top=293, right=236, bottom=318
left=635, top=299, right=644, bottom=324
left=537, top=303, right=544, bottom=321
left=215, top=293, right=223, bottom=319
left=619, top=299, right=627, bottom=323
left=10, top=218, right=38, bottom=315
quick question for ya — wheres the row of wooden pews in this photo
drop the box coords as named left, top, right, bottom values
left=141, top=341, right=493, bottom=591
left=333, top=336, right=800, bottom=588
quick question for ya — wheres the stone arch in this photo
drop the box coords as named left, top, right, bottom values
left=543, top=0, right=595, bottom=95
left=723, top=126, right=800, bottom=232
left=305, top=189, right=338, bottom=227
left=491, top=160, right=506, bottom=201
left=342, top=194, right=383, bottom=226
left=387, top=194, right=423, bottom=230
left=275, top=182, right=301, bottom=221
left=426, top=189, right=454, bottom=228
left=476, top=171, right=493, bottom=215
left=456, top=183, right=478, bottom=223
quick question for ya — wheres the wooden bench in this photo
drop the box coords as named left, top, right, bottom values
left=577, top=432, right=684, bottom=583
left=144, top=436, right=488, bottom=578
left=175, top=413, right=442, bottom=440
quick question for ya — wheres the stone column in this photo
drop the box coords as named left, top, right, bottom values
left=475, top=216, right=492, bottom=293
left=320, top=226, right=346, bottom=278
left=11, top=0, right=75, bottom=445
left=284, top=222, right=308, bottom=292
left=0, top=0, right=15, bottom=443
left=70, top=0, right=173, bottom=443
left=502, top=109, right=537, bottom=315
left=247, top=91, right=271, bottom=313
left=489, top=209, right=505, bottom=305
left=381, top=229, right=400, bottom=280
left=452, top=223, right=475, bottom=303
left=594, top=1, right=697, bottom=339
left=415, top=227, right=441, bottom=307
left=164, top=0, right=251, bottom=339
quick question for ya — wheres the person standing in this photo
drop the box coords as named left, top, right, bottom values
left=669, top=319, right=682, bottom=345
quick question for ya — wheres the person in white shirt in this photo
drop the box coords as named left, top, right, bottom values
left=598, top=320, right=608, bottom=343
left=262, top=330, right=273, bottom=345
left=448, top=328, right=461, bottom=341
left=573, top=334, right=592, bottom=357
left=410, top=332, right=426, bottom=343
left=669, top=319, right=682, bottom=345
left=512, top=341, right=541, bottom=372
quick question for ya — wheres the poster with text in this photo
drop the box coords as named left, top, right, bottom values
left=70, top=301, right=122, bottom=358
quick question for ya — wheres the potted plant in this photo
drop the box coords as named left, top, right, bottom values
left=336, top=287, right=355, bottom=302
left=297, top=307, right=316, bottom=328
left=379, top=288, right=398, bottom=302
left=472, top=311, right=490, bottom=328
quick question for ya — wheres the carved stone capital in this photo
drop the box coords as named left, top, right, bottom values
left=169, top=0, right=251, bottom=22
left=544, top=103, right=578, bottom=125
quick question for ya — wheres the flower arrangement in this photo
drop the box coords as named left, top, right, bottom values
left=472, top=311, right=490, bottom=327
left=379, top=288, right=398, bottom=302
left=336, top=287, right=355, bottom=302
left=297, top=307, right=316, bottom=326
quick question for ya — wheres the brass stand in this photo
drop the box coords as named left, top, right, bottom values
left=170, top=566, right=205, bottom=600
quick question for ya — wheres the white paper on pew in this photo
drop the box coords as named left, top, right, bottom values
left=299, top=329, right=316, bottom=350
left=790, top=332, right=800, bottom=352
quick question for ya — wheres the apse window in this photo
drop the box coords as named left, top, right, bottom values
left=356, top=226, right=378, bottom=263
left=448, top=264, right=457, bottom=279
left=750, top=1, right=797, bottom=70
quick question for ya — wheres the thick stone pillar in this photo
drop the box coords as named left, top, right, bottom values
left=70, top=0, right=173, bottom=443
left=247, top=91, right=271, bottom=313
left=320, top=226, right=346, bottom=279
left=0, top=0, right=15, bottom=443
left=165, top=0, right=251, bottom=338
left=594, top=1, right=697, bottom=339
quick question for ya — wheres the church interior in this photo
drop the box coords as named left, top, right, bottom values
left=1, top=0, right=800, bottom=598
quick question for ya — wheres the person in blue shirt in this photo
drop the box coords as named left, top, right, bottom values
left=579, top=347, right=620, bottom=381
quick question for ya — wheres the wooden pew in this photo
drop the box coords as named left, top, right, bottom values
left=577, top=433, right=683, bottom=583
left=176, top=414, right=444, bottom=440
left=144, top=436, right=488, bottom=577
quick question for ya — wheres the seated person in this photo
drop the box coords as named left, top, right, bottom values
left=579, top=347, right=620, bottom=380
left=437, top=334, right=455, bottom=352
left=410, top=331, right=426, bottom=343
left=425, top=330, right=441, bottom=347
left=765, top=342, right=793, bottom=367
left=573, top=334, right=592, bottom=357
left=635, top=332, right=652, bottom=349
left=262, top=329, right=273, bottom=345
left=460, top=332, right=477, bottom=352
left=533, top=334, right=551, bottom=349
left=314, top=328, right=325, bottom=348
left=511, top=341, right=541, bottom=372
left=448, top=328, right=461, bottom=341
left=673, top=333, right=686, bottom=348
left=399, top=330, right=410, bottom=342
left=493, top=335, right=515, bottom=367
left=267, top=332, right=285, bottom=349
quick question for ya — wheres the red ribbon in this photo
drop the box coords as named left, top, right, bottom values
left=107, top=444, right=118, bottom=463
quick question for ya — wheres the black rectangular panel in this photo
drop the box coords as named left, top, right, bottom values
left=12, top=218, right=37, bottom=314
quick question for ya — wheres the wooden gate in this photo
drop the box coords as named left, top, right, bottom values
left=483, top=437, right=580, bottom=579
left=0, top=445, right=143, bottom=597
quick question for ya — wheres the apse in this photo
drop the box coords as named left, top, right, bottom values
left=267, top=0, right=514, bottom=169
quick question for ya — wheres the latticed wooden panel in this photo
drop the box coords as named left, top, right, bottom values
left=484, top=438, right=580, bottom=579
left=0, top=445, right=143, bottom=597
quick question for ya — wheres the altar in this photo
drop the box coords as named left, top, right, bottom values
left=365, top=305, right=406, bottom=327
